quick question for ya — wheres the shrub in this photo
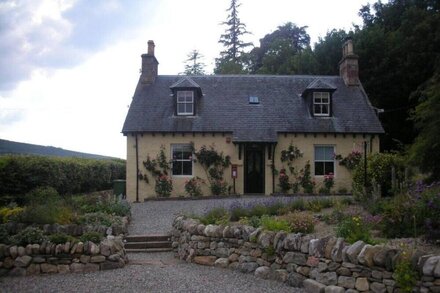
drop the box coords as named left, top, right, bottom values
left=239, top=216, right=261, bottom=228
left=249, top=204, right=268, bottom=218
left=306, top=201, right=323, bottom=212
left=323, top=173, right=334, bottom=193
left=260, top=215, right=291, bottom=232
left=25, top=186, right=60, bottom=205
left=336, top=216, right=375, bottom=244
left=48, top=233, right=78, bottom=244
left=199, top=208, right=229, bottom=225
left=10, top=227, right=47, bottom=245
left=155, top=175, right=173, bottom=197
left=280, top=211, right=315, bottom=233
left=278, top=172, right=291, bottom=193
left=210, top=180, right=228, bottom=195
left=0, top=206, right=24, bottom=223
left=299, top=161, right=315, bottom=194
left=77, top=212, right=120, bottom=227
left=288, top=199, right=305, bottom=211
left=20, top=202, right=74, bottom=225
left=230, top=206, right=249, bottom=222
left=185, top=177, right=204, bottom=197
left=0, top=225, right=10, bottom=244
left=80, top=232, right=104, bottom=243
left=394, top=248, right=418, bottom=293
left=335, top=151, right=362, bottom=170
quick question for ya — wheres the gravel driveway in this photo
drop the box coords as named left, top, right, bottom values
left=0, top=196, right=312, bottom=292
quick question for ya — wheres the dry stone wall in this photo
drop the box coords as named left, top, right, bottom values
left=172, top=216, right=440, bottom=293
left=0, top=236, right=127, bottom=277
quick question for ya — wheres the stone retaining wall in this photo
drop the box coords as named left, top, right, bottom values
left=172, top=216, right=440, bottom=293
left=0, top=236, right=127, bottom=277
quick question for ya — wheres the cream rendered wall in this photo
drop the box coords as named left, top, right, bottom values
left=126, top=132, right=379, bottom=202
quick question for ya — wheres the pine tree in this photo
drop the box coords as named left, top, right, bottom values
left=215, top=0, right=252, bottom=74
left=183, top=50, right=206, bottom=75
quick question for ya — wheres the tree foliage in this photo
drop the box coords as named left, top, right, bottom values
left=183, top=50, right=206, bottom=75
left=215, top=0, right=252, bottom=74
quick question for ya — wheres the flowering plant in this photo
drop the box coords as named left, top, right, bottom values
left=278, top=170, right=291, bottom=193
left=335, top=150, right=362, bottom=170
left=184, top=177, right=204, bottom=197
left=155, top=175, right=173, bottom=197
left=323, top=173, right=334, bottom=193
left=210, top=179, right=228, bottom=195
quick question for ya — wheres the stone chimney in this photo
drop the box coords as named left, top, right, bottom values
left=339, top=37, right=359, bottom=86
left=141, top=40, right=159, bottom=84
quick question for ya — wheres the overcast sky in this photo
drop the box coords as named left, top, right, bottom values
left=0, top=0, right=377, bottom=159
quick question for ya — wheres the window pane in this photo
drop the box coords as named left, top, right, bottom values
left=314, top=105, right=321, bottom=114
left=186, top=103, right=193, bottom=114
left=322, top=97, right=329, bottom=103
left=322, top=104, right=329, bottom=114
left=315, top=147, right=326, bottom=160
left=182, top=161, right=192, bottom=175
left=324, top=147, right=334, bottom=160
left=324, top=162, right=334, bottom=174
left=177, top=96, right=185, bottom=102
left=177, top=104, right=185, bottom=114
left=315, top=162, right=324, bottom=175
left=182, top=150, right=192, bottom=160
left=185, top=96, right=193, bottom=102
left=172, top=161, right=182, bottom=175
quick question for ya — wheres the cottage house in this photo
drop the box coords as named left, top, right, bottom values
left=122, top=38, right=384, bottom=202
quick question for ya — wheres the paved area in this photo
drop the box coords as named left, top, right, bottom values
left=129, top=195, right=315, bottom=235
left=0, top=196, right=314, bottom=292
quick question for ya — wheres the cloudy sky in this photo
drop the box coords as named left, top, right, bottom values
left=0, top=0, right=377, bottom=159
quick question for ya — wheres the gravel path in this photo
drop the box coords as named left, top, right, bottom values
left=129, top=195, right=326, bottom=235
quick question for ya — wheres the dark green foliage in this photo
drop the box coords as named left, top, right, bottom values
left=183, top=50, right=206, bottom=75
left=0, top=225, right=10, bottom=244
left=408, top=73, right=440, bottom=181
left=80, top=232, right=104, bottom=243
left=288, top=199, right=306, bottom=211
left=260, top=215, right=291, bottom=232
left=336, top=216, right=375, bottom=244
left=0, top=155, right=125, bottom=203
left=48, top=233, right=77, bottom=244
left=77, top=212, right=121, bottom=227
left=10, top=227, right=47, bottom=245
left=215, top=0, right=252, bottom=73
left=25, top=186, right=60, bottom=205
left=71, top=195, right=131, bottom=217
left=299, top=161, right=315, bottom=194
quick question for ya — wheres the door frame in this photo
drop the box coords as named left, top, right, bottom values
left=243, top=143, right=265, bottom=194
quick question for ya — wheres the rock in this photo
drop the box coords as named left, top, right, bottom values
left=336, top=267, right=351, bottom=276
left=228, top=253, right=239, bottom=262
left=9, top=246, right=18, bottom=258
left=296, top=266, right=310, bottom=277
left=325, top=237, right=337, bottom=259
left=307, top=256, right=320, bottom=267
left=75, top=242, right=84, bottom=254
left=57, top=264, right=70, bottom=274
left=255, top=266, right=271, bottom=279
left=325, top=285, right=345, bottom=293
left=303, top=279, right=326, bottom=293
left=328, top=262, right=340, bottom=271
left=338, top=276, right=355, bottom=289
left=204, top=224, right=219, bottom=237
left=316, top=272, right=337, bottom=286
left=55, top=244, right=64, bottom=254
left=309, top=239, right=320, bottom=256
left=194, top=256, right=217, bottom=266
left=370, top=282, right=386, bottom=293
left=26, top=263, right=40, bottom=275
left=258, top=231, right=274, bottom=248
left=90, top=255, right=106, bottom=263
left=88, top=242, right=100, bottom=255
left=273, top=231, right=287, bottom=252
left=274, top=269, right=288, bottom=282
left=17, top=246, right=25, bottom=256
left=287, top=272, right=306, bottom=287
left=423, top=256, right=440, bottom=276
left=355, top=277, right=369, bottom=291
left=318, top=262, right=328, bottom=272
left=250, top=248, right=262, bottom=258
left=371, top=270, right=383, bottom=280
left=80, top=255, right=91, bottom=263
left=248, top=228, right=261, bottom=243
left=25, top=244, right=33, bottom=255
left=100, top=261, right=122, bottom=270
left=284, top=233, right=303, bottom=251
left=3, top=257, right=13, bottom=269
left=214, top=258, right=229, bottom=268
left=346, top=241, right=365, bottom=264
left=9, top=267, right=26, bottom=277
left=70, top=263, right=84, bottom=273
left=63, top=242, right=71, bottom=254
left=108, top=254, right=121, bottom=262
left=341, top=246, right=350, bottom=262
left=239, top=262, right=259, bottom=273
left=99, top=240, right=112, bottom=256
left=283, top=252, right=307, bottom=265
left=31, top=244, right=40, bottom=255
left=41, top=263, right=58, bottom=273
left=271, top=262, right=281, bottom=270
left=0, top=244, right=6, bottom=258
left=374, top=248, right=396, bottom=268
left=14, top=255, right=32, bottom=267
left=301, top=235, right=312, bottom=254
left=434, top=259, right=440, bottom=277
left=358, top=245, right=382, bottom=267
left=345, top=290, right=359, bottom=293
left=83, top=263, right=99, bottom=272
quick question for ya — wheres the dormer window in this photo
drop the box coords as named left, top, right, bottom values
left=249, top=96, right=259, bottom=104
left=177, top=91, right=194, bottom=115
left=313, top=92, right=330, bottom=116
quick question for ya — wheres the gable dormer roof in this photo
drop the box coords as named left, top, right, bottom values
left=306, top=78, right=336, bottom=91
left=170, top=76, right=201, bottom=89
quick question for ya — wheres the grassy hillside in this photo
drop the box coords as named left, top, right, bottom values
left=0, top=139, right=117, bottom=160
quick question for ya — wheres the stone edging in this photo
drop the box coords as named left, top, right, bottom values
left=142, top=194, right=351, bottom=202
left=0, top=236, right=128, bottom=277
left=172, top=216, right=440, bottom=292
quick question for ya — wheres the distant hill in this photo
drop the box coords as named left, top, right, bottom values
left=0, top=139, right=118, bottom=160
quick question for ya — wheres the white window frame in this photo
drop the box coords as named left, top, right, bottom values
left=314, top=145, right=335, bottom=176
left=171, top=144, right=193, bottom=177
left=177, top=91, right=194, bottom=116
left=313, top=92, right=330, bottom=117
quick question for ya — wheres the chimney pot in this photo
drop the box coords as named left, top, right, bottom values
left=147, top=40, right=155, bottom=56
left=339, top=37, right=359, bottom=86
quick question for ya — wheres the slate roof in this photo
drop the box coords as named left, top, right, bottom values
left=122, top=75, right=384, bottom=142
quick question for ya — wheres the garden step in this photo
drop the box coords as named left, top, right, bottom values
left=125, top=241, right=172, bottom=250
left=126, top=248, right=173, bottom=253
left=124, top=235, right=171, bottom=243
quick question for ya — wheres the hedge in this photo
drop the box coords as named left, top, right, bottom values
left=0, top=155, right=125, bottom=202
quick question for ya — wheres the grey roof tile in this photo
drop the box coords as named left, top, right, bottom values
left=122, top=75, right=384, bottom=141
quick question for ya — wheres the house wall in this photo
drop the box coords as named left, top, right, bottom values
left=125, top=133, right=379, bottom=202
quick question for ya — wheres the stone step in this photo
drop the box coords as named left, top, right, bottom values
left=125, top=248, right=173, bottom=253
left=124, top=235, right=171, bottom=243
left=124, top=241, right=172, bottom=250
